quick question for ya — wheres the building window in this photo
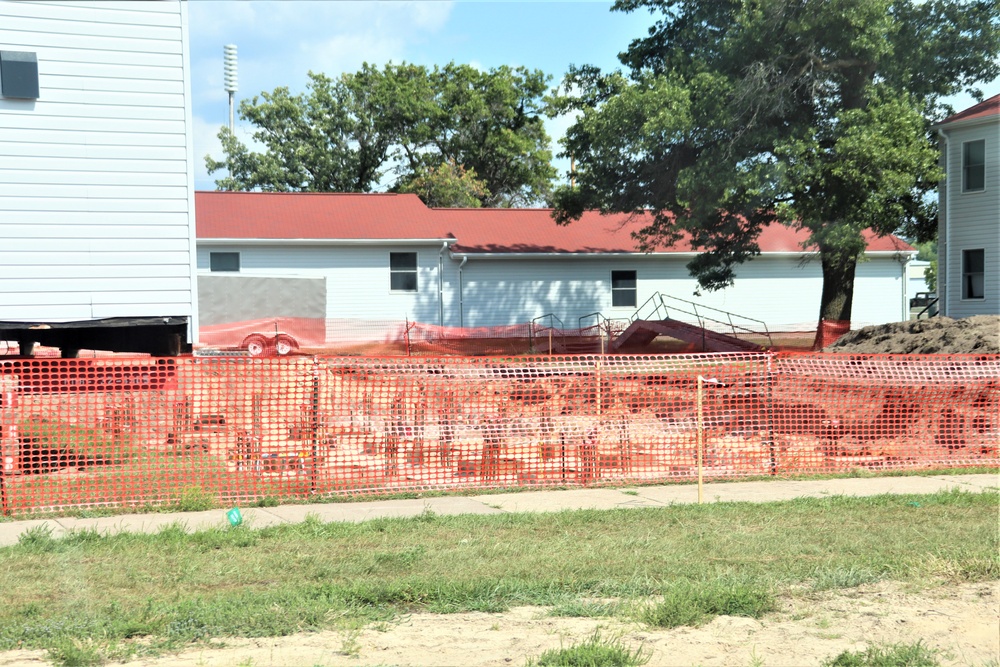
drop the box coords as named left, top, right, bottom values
left=209, top=252, right=240, bottom=272
left=0, top=51, right=40, bottom=99
left=611, top=270, right=637, bottom=308
left=390, top=252, right=417, bottom=292
left=962, top=249, right=985, bottom=299
left=963, top=140, right=985, bottom=192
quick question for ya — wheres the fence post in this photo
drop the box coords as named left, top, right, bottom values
left=765, top=354, right=776, bottom=475
left=696, top=375, right=704, bottom=504
left=0, top=376, right=18, bottom=516
left=309, top=356, right=321, bottom=494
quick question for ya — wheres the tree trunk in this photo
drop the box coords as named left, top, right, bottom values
left=814, top=251, right=858, bottom=349
left=818, top=252, right=857, bottom=322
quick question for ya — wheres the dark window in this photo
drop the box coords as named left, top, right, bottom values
left=210, top=252, right=240, bottom=272
left=963, top=140, right=985, bottom=192
left=962, top=249, right=985, bottom=299
left=390, top=252, right=417, bottom=292
left=0, top=51, right=39, bottom=99
left=611, top=270, right=637, bottom=308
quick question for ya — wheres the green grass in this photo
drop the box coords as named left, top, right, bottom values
left=0, top=491, right=995, bottom=663
left=637, top=578, right=776, bottom=628
left=525, top=631, right=649, bottom=666
left=823, top=641, right=941, bottom=667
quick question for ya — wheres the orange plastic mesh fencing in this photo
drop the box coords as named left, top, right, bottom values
left=770, top=353, right=999, bottom=471
left=813, top=319, right=852, bottom=350
left=1, top=353, right=996, bottom=515
left=195, top=317, right=762, bottom=357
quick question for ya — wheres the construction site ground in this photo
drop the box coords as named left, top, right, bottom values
left=825, top=315, right=1000, bottom=354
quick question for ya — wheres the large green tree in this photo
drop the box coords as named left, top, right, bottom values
left=207, top=62, right=557, bottom=207
left=397, top=160, right=490, bottom=208
left=553, top=0, right=999, bottom=323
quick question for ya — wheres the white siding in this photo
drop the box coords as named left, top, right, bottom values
left=198, top=243, right=908, bottom=334
left=940, top=120, right=1000, bottom=318
left=0, top=1, right=196, bottom=330
left=197, top=244, right=449, bottom=325
left=456, top=254, right=906, bottom=331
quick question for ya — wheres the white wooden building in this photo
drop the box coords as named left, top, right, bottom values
left=0, top=1, right=197, bottom=355
left=933, top=94, right=1000, bottom=318
left=196, top=191, right=915, bottom=338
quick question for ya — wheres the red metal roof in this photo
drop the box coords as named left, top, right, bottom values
left=196, top=191, right=446, bottom=240
left=937, top=93, right=1000, bottom=125
left=195, top=191, right=914, bottom=254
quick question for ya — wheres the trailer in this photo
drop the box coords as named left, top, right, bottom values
left=0, top=1, right=198, bottom=357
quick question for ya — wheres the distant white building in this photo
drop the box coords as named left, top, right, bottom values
left=907, top=260, right=933, bottom=301
left=195, top=191, right=916, bottom=340
left=933, top=94, right=1000, bottom=318
left=0, top=1, right=197, bottom=355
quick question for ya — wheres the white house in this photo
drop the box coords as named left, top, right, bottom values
left=0, top=1, right=197, bottom=355
left=195, top=191, right=915, bottom=344
left=933, top=94, right=1000, bottom=318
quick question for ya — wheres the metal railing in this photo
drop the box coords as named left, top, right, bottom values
left=578, top=312, right=630, bottom=354
left=529, top=314, right=566, bottom=354
left=629, top=292, right=774, bottom=348
left=916, top=298, right=940, bottom=319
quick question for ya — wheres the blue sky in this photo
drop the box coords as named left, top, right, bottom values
left=187, top=1, right=996, bottom=192
left=188, top=1, right=654, bottom=190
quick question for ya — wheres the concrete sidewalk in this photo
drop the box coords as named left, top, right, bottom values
left=0, top=473, right=996, bottom=548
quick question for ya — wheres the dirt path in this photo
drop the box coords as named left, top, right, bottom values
left=1, top=581, right=995, bottom=667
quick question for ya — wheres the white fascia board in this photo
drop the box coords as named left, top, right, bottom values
left=450, top=250, right=916, bottom=260
left=199, top=238, right=456, bottom=246
left=932, top=116, right=999, bottom=132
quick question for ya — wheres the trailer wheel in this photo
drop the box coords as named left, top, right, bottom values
left=241, top=334, right=269, bottom=357
left=273, top=334, right=299, bottom=356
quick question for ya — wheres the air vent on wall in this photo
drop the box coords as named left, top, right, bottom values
left=0, top=50, right=39, bottom=99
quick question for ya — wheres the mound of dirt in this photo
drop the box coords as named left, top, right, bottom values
left=825, top=315, right=1000, bottom=354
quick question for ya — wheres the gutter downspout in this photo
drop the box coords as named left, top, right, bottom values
left=457, top=255, right=468, bottom=328
left=438, top=241, right=448, bottom=327
left=937, top=128, right=950, bottom=317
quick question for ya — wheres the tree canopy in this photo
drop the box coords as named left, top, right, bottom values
left=552, top=0, right=999, bottom=323
left=397, top=160, right=490, bottom=208
left=206, top=62, right=557, bottom=207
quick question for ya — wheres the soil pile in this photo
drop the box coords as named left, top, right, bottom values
left=826, top=315, right=1000, bottom=354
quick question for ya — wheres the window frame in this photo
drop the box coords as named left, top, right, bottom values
left=389, top=252, right=418, bottom=293
left=962, top=139, right=986, bottom=193
left=610, top=269, right=638, bottom=309
left=961, top=248, right=985, bottom=300
left=209, top=251, right=240, bottom=273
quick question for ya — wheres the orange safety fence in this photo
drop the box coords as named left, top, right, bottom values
left=0, top=353, right=996, bottom=515
left=196, top=318, right=798, bottom=357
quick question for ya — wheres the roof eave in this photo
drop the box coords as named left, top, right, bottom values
left=932, top=113, right=1000, bottom=131
left=450, top=249, right=916, bottom=259
left=199, top=238, right=456, bottom=246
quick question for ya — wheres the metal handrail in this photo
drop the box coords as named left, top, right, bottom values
left=629, top=292, right=773, bottom=348
left=579, top=312, right=630, bottom=353
left=530, top=313, right=566, bottom=354
left=916, top=298, right=940, bottom=319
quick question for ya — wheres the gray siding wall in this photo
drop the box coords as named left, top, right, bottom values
left=940, top=120, right=1000, bottom=317
left=0, top=1, right=197, bottom=332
